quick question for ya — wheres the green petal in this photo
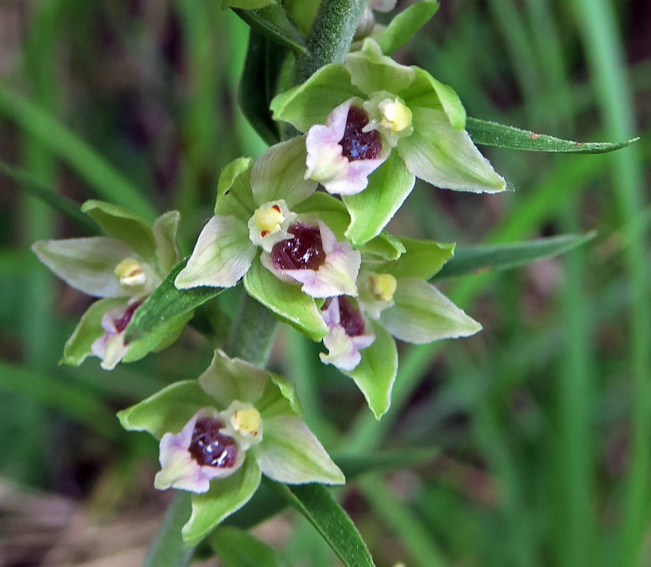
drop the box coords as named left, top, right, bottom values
left=341, top=320, right=397, bottom=419
left=359, top=231, right=406, bottom=262
left=253, top=415, right=344, bottom=484
left=380, top=277, right=482, bottom=343
left=33, top=237, right=134, bottom=297
left=379, top=237, right=454, bottom=280
left=344, top=38, right=415, bottom=96
left=81, top=200, right=157, bottom=262
left=243, top=258, right=329, bottom=341
left=400, top=67, right=466, bottom=130
left=198, top=350, right=270, bottom=408
left=62, top=297, right=127, bottom=366
left=270, top=65, right=363, bottom=132
left=250, top=137, right=316, bottom=208
left=117, top=380, right=216, bottom=439
left=184, top=456, right=261, bottom=546
left=123, top=311, right=192, bottom=363
left=215, top=157, right=256, bottom=222
left=175, top=217, right=256, bottom=289
left=256, top=372, right=302, bottom=419
left=342, top=151, right=415, bottom=247
left=153, top=210, right=182, bottom=274
left=398, top=107, right=506, bottom=193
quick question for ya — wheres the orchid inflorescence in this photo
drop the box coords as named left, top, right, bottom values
left=31, top=23, right=504, bottom=543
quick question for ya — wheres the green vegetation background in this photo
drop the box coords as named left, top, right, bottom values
left=0, top=1, right=649, bottom=566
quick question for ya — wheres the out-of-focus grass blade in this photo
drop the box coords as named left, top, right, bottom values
left=0, top=361, right=120, bottom=440
left=0, top=83, right=156, bottom=221
left=234, top=5, right=307, bottom=53
left=211, top=526, right=287, bottom=567
left=433, top=232, right=596, bottom=280
left=375, top=0, right=440, bottom=55
left=268, top=481, right=376, bottom=567
left=0, top=160, right=100, bottom=235
left=467, top=117, right=639, bottom=153
left=0, top=250, right=41, bottom=276
left=124, top=257, right=223, bottom=344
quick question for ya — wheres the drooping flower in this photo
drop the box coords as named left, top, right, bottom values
left=318, top=237, right=482, bottom=419
left=271, top=38, right=506, bottom=246
left=32, top=201, right=189, bottom=370
left=118, top=350, right=344, bottom=546
left=175, top=137, right=360, bottom=300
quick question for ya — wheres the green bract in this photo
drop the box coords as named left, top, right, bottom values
left=118, top=350, right=344, bottom=546
left=32, top=201, right=189, bottom=370
left=271, top=38, right=506, bottom=246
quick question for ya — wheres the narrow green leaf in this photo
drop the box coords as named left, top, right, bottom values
left=125, top=257, right=224, bottom=343
left=376, top=0, right=440, bottom=55
left=211, top=526, right=286, bottom=567
left=433, top=232, right=597, bottom=280
left=268, top=481, right=376, bottom=567
left=0, top=83, right=156, bottom=220
left=466, top=117, right=639, bottom=153
left=0, top=160, right=100, bottom=235
left=234, top=5, right=307, bottom=53
left=239, top=30, right=284, bottom=146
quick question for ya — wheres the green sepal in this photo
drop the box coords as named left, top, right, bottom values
left=379, top=237, right=454, bottom=280
left=375, top=0, right=440, bottom=55
left=234, top=4, right=306, bottom=54
left=257, top=372, right=302, bottom=419
left=400, top=66, right=466, bottom=130
left=466, top=117, right=639, bottom=153
left=243, top=258, right=329, bottom=341
left=270, top=65, right=363, bottom=132
left=210, top=526, right=285, bottom=567
left=122, top=311, right=192, bottom=363
left=398, top=107, right=506, bottom=193
left=81, top=200, right=157, bottom=262
left=62, top=297, right=127, bottom=366
left=341, top=320, right=397, bottom=419
left=380, top=278, right=481, bottom=343
left=342, top=151, right=415, bottom=247
left=117, top=380, right=216, bottom=439
left=344, top=38, right=415, bottom=96
left=153, top=210, right=182, bottom=274
left=360, top=231, right=406, bottom=262
left=215, top=157, right=256, bottom=221
left=184, top=456, right=262, bottom=546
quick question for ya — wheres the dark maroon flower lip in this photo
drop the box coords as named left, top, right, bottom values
left=189, top=417, right=239, bottom=468
left=271, top=223, right=326, bottom=271
left=115, top=300, right=144, bottom=334
left=323, top=297, right=366, bottom=336
left=339, top=106, right=382, bottom=162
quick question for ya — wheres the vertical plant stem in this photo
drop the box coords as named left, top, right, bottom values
left=143, top=2, right=367, bottom=564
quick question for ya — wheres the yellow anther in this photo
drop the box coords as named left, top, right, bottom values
left=379, top=98, right=412, bottom=133
left=370, top=273, right=397, bottom=302
left=115, top=258, right=146, bottom=287
left=231, top=407, right=261, bottom=437
left=253, top=205, right=284, bottom=235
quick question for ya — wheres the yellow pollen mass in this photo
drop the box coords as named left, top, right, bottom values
left=231, top=407, right=261, bottom=437
left=379, top=98, right=412, bottom=133
left=253, top=206, right=284, bottom=235
left=115, top=258, right=146, bottom=287
left=370, top=273, right=397, bottom=302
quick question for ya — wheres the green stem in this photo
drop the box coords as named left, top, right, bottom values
left=294, top=0, right=368, bottom=84
left=143, top=1, right=367, bottom=565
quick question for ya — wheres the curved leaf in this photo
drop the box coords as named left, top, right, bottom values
left=376, top=0, right=440, bottom=55
left=466, top=117, right=639, bottom=153
left=210, top=526, right=285, bottom=567
left=234, top=5, right=306, bottom=53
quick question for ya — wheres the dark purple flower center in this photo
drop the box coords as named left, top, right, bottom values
left=324, top=297, right=366, bottom=336
left=188, top=417, right=239, bottom=468
left=115, top=301, right=143, bottom=333
left=339, top=106, right=382, bottom=161
left=271, top=223, right=326, bottom=271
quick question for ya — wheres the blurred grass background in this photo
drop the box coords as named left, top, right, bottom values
left=0, top=0, right=649, bottom=565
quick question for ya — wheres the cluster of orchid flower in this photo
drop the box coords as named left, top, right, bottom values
left=31, top=34, right=504, bottom=542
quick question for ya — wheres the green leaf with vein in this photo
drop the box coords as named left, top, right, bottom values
left=234, top=5, right=307, bottom=53
left=124, top=257, right=223, bottom=343
left=466, top=117, right=639, bottom=153
left=0, top=159, right=100, bottom=235
left=211, top=526, right=287, bottom=567
left=433, top=232, right=597, bottom=280
left=375, top=0, right=440, bottom=55
left=0, top=83, right=156, bottom=220
left=268, top=481, right=376, bottom=567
